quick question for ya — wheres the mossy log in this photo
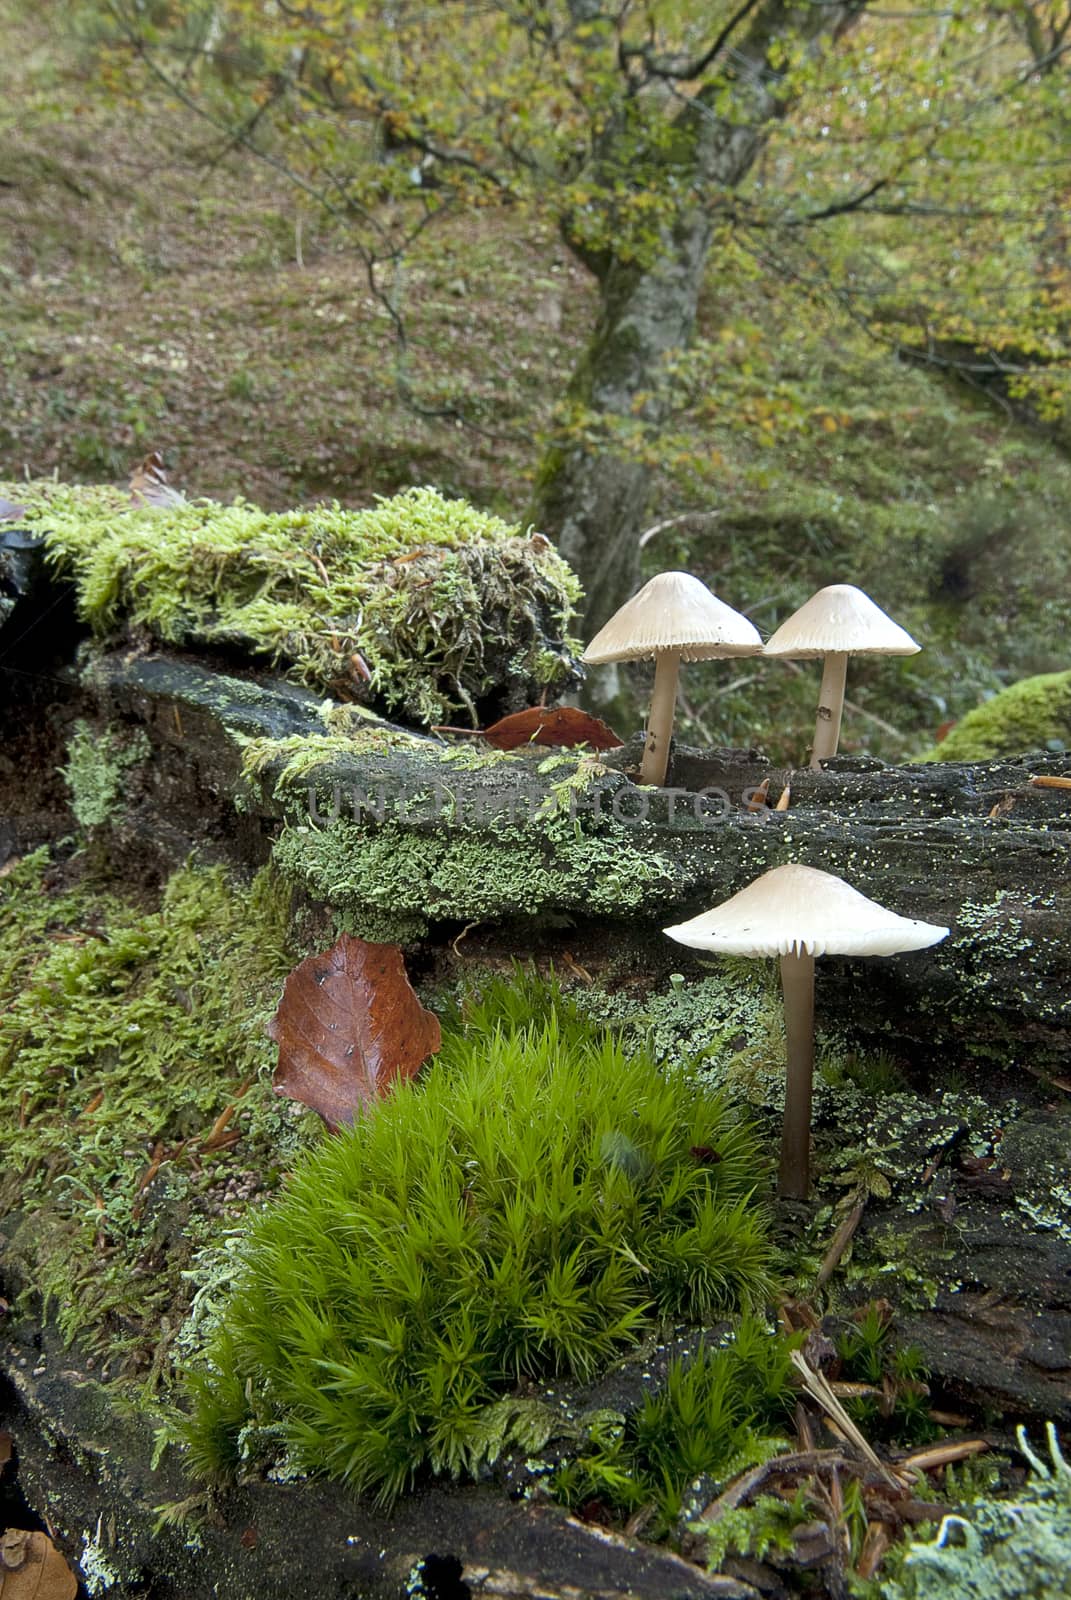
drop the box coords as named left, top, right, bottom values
left=2, top=1334, right=753, bottom=1600
left=5, top=647, right=1071, bottom=1597
left=48, top=649, right=1071, bottom=1068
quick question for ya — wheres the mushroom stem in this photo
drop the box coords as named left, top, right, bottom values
left=640, top=648, right=682, bottom=787
left=810, top=651, right=848, bottom=769
left=779, top=948, right=816, bottom=1200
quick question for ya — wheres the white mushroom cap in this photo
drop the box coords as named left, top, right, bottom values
left=583, top=571, right=762, bottom=664
left=763, top=584, right=920, bottom=659
left=664, top=863, right=949, bottom=959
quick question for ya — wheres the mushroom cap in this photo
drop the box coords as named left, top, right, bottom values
left=763, top=584, right=920, bottom=660
left=664, top=863, right=949, bottom=959
left=582, top=571, right=763, bottom=664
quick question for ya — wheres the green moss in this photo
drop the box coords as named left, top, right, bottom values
left=61, top=719, right=152, bottom=828
left=239, top=721, right=528, bottom=797
left=0, top=849, right=314, bottom=1383
left=917, top=671, right=1071, bottom=762
left=241, top=728, right=428, bottom=788
left=179, top=978, right=776, bottom=1504
left=553, top=1319, right=797, bottom=1535
left=6, top=480, right=581, bottom=724
left=270, top=811, right=676, bottom=935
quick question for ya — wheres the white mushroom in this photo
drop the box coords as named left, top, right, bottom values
left=582, top=572, right=762, bottom=787
left=763, top=585, right=919, bottom=770
left=664, top=863, right=949, bottom=1200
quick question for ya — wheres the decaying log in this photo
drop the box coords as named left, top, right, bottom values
left=2, top=1337, right=755, bottom=1600
left=51, top=649, right=1070, bottom=1067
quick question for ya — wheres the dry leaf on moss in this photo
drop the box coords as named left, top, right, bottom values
left=0, top=1530, right=78, bottom=1600
left=483, top=706, right=622, bottom=751
left=270, top=935, right=441, bottom=1129
left=129, top=450, right=185, bottom=508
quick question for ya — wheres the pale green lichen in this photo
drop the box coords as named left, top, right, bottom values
left=78, top=1523, right=125, bottom=1598
left=576, top=965, right=780, bottom=1079
left=6, top=479, right=581, bottom=724
left=931, top=891, right=1068, bottom=1040
left=883, top=1424, right=1071, bottom=1600
left=62, top=720, right=152, bottom=828
left=271, top=813, right=677, bottom=936
left=918, top=670, right=1071, bottom=762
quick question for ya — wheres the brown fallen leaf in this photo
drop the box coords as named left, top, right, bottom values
left=0, top=1529, right=78, bottom=1600
left=129, top=450, right=185, bottom=509
left=0, top=1434, right=10, bottom=1469
left=482, top=706, right=623, bottom=752
left=270, top=935, right=441, bottom=1129
left=0, top=498, right=27, bottom=522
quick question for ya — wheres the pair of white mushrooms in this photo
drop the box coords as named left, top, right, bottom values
left=583, top=572, right=919, bottom=787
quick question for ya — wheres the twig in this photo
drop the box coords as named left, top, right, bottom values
left=779, top=658, right=904, bottom=740
left=636, top=510, right=722, bottom=550
left=815, top=1198, right=866, bottom=1290
left=790, top=1351, right=901, bottom=1485
left=1030, top=774, right=1071, bottom=791
left=697, top=1448, right=848, bottom=1525
left=1015, top=1060, right=1071, bottom=1094
left=897, top=1439, right=990, bottom=1473
left=677, top=688, right=716, bottom=747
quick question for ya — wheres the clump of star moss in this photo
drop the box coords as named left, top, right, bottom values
left=917, top=670, right=1071, bottom=762
left=180, top=976, right=775, bottom=1505
left=4, top=479, right=581, bottom=724
left=0, top=847, right=314, bottom=1382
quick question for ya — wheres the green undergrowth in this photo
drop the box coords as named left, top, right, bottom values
left=61, top=718, right=152, bottom=827
left=553, top=1318, right=797, bottom=1536
left=5, top=480, right=580, bottom=724
left=0, top=847, right=314, bottom=1382
left=917, top=670, right=1071, bottom=763
left=833, top=1302, right=936, bottom=1446
left=179, top=977, right=776, bottom=1505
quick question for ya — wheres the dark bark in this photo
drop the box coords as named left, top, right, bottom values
left=532, top=0, right=864, bottom=638
left=0, top=1337, right=754, bottom=1600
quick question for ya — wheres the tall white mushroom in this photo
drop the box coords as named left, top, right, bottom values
left=664, top=863, right=949, bottom=1200
left=582, top=572, right=762, bottom=787
left=763, top=585, right=919, bottom=770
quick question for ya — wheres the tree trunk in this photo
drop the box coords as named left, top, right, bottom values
left=532, top=0, right=863, bottom=640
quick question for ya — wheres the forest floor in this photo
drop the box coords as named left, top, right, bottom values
left=4, top=3, right=1071, bottom=761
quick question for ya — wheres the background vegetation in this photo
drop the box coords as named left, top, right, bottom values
left=2, top=0, right=1069, bottom=762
